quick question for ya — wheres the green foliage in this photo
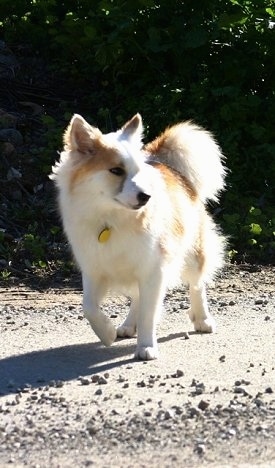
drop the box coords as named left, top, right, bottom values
left=1, top=0, right=275, bottom=264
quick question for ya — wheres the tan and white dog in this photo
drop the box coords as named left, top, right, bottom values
left=51, top=114, right=226, bottom=360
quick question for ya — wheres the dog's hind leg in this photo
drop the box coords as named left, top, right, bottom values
left=117, top=296, right=138, bottom=338
left=82, top=274, right=117, bottom=346
left=187, top=280, right=216, bottom=333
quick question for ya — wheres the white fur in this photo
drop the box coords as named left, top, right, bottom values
left=51, top=114, right=226, bottom=360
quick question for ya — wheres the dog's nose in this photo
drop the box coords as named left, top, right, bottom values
left=137, top=191, right=151, bottom=206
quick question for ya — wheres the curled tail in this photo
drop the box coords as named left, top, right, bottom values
left=145, top=121, right=226, bottom=203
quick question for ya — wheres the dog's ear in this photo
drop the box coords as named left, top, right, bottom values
left=64, top=114, right=101, bottom=153
left=121, top=114, right=143, bottom=142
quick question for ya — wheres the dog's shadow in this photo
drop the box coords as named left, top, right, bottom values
left=0, top=332, right=191, bottom=396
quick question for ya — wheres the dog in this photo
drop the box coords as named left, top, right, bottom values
left=50, top=113, right=226, bottom=360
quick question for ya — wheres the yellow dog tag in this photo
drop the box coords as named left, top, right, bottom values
left=98, top=227, right=111, bottom=243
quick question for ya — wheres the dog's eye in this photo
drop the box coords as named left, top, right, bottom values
left=109, top=167, right=125, bottom=176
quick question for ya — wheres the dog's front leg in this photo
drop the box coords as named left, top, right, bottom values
left=82, top=274, right=117, bottom=346
left=135, top=273, right=166, bottom=360
left=188, top=282, right=216, bottom=333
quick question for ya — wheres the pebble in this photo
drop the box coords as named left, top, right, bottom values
left=191, top=382, right=205, bottom=396
left=80, top=378, right=90, bottom=386
left=98, top=377, right=108, bottom=385
left=198, top=400, right=209, bottom=411
left=254, top=398, right=264, bottom=407
left=86, top=420, right=99, bottom=435
left=91, top=375, right=100, bottom=383
left=164, top=409, right=174, bottom=420
left=118, top=375, right=126, bottom=383
left=171, top=369, right=184, bottom=378
left=194, top=443, right=206, bottom=455
left=189, top=407, right=200, bottom=417
left=233, top=386, right=247, bottom=395
left=137, top=380, right=146, bottom=388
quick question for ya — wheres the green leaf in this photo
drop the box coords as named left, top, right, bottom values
left=248, top=238, right=257, bottom=246
left=249, top=207, right=262, bottom=216
left=266, top=8, right=275, bottom=17
left=249, top=223, right=262, bottom=236
left=218, top=12, right=248, bottom=29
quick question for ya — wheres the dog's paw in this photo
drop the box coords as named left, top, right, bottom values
left=87, top=313, right=117, bottom=346
left=193, top=317, right=216, bottom=333
left=117, top=325, right=136, bottom=338
left=135, top=346, right=159, bottom=361
left=187, top=308, right=216, bottom=333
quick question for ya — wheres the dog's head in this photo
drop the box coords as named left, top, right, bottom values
left=52, top=114, right=155, bottom=210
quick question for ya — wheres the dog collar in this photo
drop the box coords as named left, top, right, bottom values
left=98, top=227, right=111, bottom=243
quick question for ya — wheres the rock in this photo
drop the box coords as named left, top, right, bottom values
left=7, top=167, right=22, bottom=181
left=91, top=375, right=100, bottom=383
left=233, top=386, right=246, bottom=394
left=80, top=378, right=90, bottom=386
left=189, top=407, right=200, bottom=417
left=194, top=443, right=206, bottom=455
left=87, top=419, right=99, bottom=435
left=98, top=376, right=108, bottom=385
left=164, top=409, right=174, bottom=419
left=1, top=142, right=16, bottom=156
left=0, top=110, right=18, bottom=128
left=0, top=129, right=23, bottom=146
left=198, top=400, right=209, bottom=411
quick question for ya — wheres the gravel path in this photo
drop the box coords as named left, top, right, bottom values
left=0, top=265, right=274, bottom=467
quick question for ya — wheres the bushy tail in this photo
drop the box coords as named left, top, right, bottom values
left=145, top=121, right=226, bottom=203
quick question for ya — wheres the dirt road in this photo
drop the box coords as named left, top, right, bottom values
left=0, top=265, right=274, bottom=467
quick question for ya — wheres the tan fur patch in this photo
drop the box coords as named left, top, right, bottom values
left=145, top=124, right=198, bottom=202
left=145, top=122, right=191, bottom=155
left=194, top=209, right=208, bottom=273
left=149, top=160, right=197, bottom=203
left=69, top=139, right=123, bottom=191
left=155, top=163, right=186, bottom=246
left=145, top=129, right=169, bottom=155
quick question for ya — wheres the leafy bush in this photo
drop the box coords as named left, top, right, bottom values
left=1, top=0, right=275, bottom=264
